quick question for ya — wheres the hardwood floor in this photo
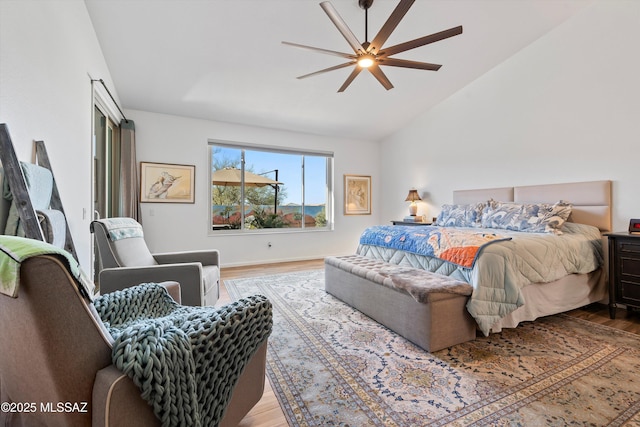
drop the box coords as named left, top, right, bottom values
left=220, top=259, right=640, bottom=427
left=565, top=302, right=640, bottom=334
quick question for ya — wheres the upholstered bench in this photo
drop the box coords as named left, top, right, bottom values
left=324, top=255, right=477, bottom=352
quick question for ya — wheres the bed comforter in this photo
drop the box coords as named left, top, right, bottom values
left=356, top=222, right=603, bottom=336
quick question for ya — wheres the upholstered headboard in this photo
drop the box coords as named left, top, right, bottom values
left=452, top=180, right=612, bottom=232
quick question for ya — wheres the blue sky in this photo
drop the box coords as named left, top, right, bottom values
left=213, top=146, right=327, bottom=205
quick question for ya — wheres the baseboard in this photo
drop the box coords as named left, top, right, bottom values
left=220, top=253, right=350, bottom=269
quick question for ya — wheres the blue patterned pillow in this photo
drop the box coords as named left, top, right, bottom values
left=481, top=201, right=572, bottom=234
left=434, top=202, right=486, bottom=228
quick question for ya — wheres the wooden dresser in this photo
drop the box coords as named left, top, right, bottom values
left=606, top=232, right=640, bottom=318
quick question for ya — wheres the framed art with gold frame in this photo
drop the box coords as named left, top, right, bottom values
left=140, top=162, right=195, bottom=203
left=344, top=174, right=371, bottom=215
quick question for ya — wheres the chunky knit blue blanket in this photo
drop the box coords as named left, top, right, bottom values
left=94, top=283, right=272, bottom=427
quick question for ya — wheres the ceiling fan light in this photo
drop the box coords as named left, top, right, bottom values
left=357, top=55, right=375, bottom=68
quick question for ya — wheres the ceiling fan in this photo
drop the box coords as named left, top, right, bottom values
left=282, top=0, right=462, bottom=92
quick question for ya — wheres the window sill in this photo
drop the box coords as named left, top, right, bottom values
left=208, top=226, right=333, bottom=237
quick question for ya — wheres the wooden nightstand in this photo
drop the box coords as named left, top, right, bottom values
left=606, top=232, right=640, bottom=319
left=391, top=220, right=433, bottom=226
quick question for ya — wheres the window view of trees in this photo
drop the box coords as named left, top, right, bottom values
left=210, top=144, right=332, bottom=231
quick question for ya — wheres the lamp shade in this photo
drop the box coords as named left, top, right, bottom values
left=405, top=189, right=422, bottom=202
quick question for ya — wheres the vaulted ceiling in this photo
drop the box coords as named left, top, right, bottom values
left=84, top=0, right=592, bottom=141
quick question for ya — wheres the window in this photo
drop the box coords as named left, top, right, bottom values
left=93, top=105, right=121, bottom=219
left=210, top=141, right=333, bottom=232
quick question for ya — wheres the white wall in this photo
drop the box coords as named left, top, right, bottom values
left=128, top=110, right=380, bottom=266
left=0, top=0, right=119, bottom=269
left=379, top=0, right=640, bottom=232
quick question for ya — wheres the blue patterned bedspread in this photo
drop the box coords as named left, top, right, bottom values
left=359, top=225, right=511, bottom=268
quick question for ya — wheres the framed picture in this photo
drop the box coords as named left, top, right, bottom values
left=140, top=162, right=195, bottom=203
left=344, top=174, right=371, bottom=215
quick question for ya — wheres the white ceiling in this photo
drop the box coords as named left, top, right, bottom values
left=84, top=0, right=592, bottom=141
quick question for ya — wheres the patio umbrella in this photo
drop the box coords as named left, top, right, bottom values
left=212, top=168, right=282, bottom=187
left=212, top=168, right=283, bottom=212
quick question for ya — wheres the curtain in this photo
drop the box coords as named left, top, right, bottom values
left=119, top=119, right=141, bottom=222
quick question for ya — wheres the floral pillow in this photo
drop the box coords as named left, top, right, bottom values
left=481, top=200, right=572, bottom=234
left=434, top=202, right=486, bottom=228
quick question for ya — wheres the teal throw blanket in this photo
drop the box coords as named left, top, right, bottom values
left=94, top=283, right=272, bottom=427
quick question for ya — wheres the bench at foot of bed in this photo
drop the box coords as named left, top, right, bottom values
left=324, top=255, right=477, bottom=352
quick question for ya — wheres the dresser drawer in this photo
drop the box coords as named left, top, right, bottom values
left=617, top=240, right=640, bottom=256
left=621, top=281, right=640, bottom=303
left=620, top=256, right=640, bottom=278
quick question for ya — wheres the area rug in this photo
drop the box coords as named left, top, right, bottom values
left=225, top=269, right=640, bottom=426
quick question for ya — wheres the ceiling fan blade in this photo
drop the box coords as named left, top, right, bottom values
left=320, top=1, right=365, bottom=54
left=282, top=41, right=356, bottom=59
left=368, top=64, right=394, bottom=90
left=337, top=67, right=363, bottom=93
left=297, top=62, right=355, bottom=80
left=379, top=25, right=463, bottom=58
left=378, top=57, right=441, bottom=71
left=368, top=0, right=415, bottom=54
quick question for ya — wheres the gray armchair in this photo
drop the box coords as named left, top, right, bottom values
left=0, top=238, right=268, bottom=427
left=90, top=217, right=219, bottom=306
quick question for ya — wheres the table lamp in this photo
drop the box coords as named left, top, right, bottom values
left=405, top=189, right=421, bottom=216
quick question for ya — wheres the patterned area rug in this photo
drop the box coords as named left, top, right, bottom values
left=225, top=269, right=640, bottom=426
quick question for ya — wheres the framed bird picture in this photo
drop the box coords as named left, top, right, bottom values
left=140, top=162, right=195, bottom=203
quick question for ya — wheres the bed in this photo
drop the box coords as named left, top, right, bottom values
left=356, top=180, right=612, bottom=336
